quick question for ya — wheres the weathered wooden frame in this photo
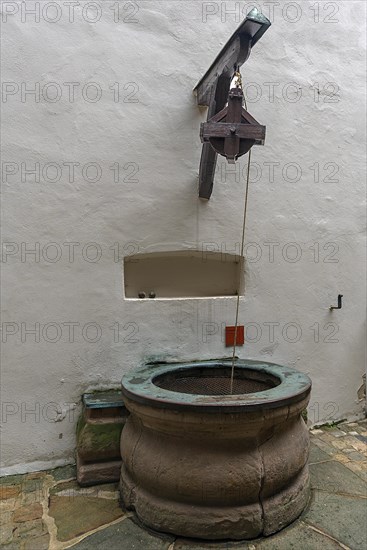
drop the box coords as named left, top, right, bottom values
left=194, top=8, right=271, bottom=199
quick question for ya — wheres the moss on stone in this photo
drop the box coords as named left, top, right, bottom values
left=76, top=414, right=86, bottom=439
left=316, top=419, right=347, bottom=429
left=77, top=420, right=123, bottom=457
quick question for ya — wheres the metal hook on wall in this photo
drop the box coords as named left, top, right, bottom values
left=330, top=294, right=343, bottom=310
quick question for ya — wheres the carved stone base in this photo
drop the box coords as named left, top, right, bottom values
left=77, top=454, right=122, bottom=487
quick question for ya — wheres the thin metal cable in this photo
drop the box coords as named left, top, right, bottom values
left=230, top=86, right=252, bottom=394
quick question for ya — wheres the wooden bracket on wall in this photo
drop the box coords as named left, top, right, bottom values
left=194, top=8, right=271, bottom=199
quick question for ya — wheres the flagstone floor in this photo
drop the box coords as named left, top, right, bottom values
left=1, top=420, right=366, bottom=550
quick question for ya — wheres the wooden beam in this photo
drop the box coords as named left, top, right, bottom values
left=198, top=73, right=231, bottom=199
left=195, top=8, right=270, bottom=199
left=194, top=9, right=271, bottom=105
left=201, top=123, right=266, bottom=141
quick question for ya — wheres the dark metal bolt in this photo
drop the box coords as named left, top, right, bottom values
left=149, top=292, right=156, bottom=299
left=138, top=292, right=146, bottom=299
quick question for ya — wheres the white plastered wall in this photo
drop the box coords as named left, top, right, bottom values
left=1, top=0, right=366, bottom=474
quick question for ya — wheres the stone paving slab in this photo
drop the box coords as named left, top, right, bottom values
left=309, top=459, right=367, bottom=497
left=46, top=464, right=76, bottom=482
left=49, top=495, right=124, bottom=542
left=71, top=518, right=346, bottom=550
left=72, top=517, right=174, bottom=549
left=304, top=491, right=367, bottom=550
left=345, top=462, right=367, bottom=482
left=248, top=522, right=344, bottom=550
left=308, top=444, right=333, bottom=464
left=173, top=538, right=253, bottom=549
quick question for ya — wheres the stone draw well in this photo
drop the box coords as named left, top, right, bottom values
left=120, top=360, right=311, bottom=540
left=118, top=9, right=313, bottom=542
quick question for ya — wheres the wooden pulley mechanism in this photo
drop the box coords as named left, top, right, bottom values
left=200, top=85, right=266, bottom=164
left=194, top=8, right=271, bottom=198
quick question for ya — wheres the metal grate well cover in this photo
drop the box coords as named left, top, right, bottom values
left=153, top=367, right=280, bottom=396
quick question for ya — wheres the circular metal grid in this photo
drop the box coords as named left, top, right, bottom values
left=154, top=368, right=278, bottom=396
